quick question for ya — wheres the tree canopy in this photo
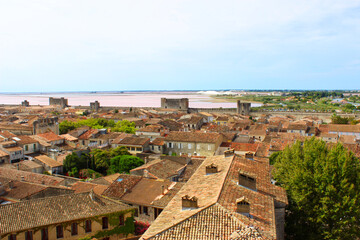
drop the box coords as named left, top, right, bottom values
left=272, top=138, right=360, bottom=240
left=59, top=118, right=135, bottom=134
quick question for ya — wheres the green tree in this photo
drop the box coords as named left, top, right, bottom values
left=91, top=149, right=110, bottom=174
left=272, top=138, right=360, bottom=240
left=111, top=120, right=136, bottom=133
left=59, top=120, right=77, bottom=134
left=110, top=146, right=131, bottom=158
left=110, top=155, right=144, bottom=173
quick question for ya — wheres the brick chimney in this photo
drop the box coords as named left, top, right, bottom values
left=182, top=195, right=198, bottom=209
left=224, top=149, right=235, bottom=157
left=205, top=163, right=218, bottom=175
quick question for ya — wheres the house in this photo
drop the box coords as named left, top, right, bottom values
left=320, top=133, right=339, bottom=143
left=230, top=142, right=260, bottom=156
left=33, top=155, right=63, bottom=174
left=0, top=168, right=66, bottom=186
left=0, top=192, right=135, bottom=240
left=36, top=132, right=65, bottom=147
left=12, top=135, right=40, bottom=155
left=130, top=158, right=187, bottom=182
left=214, top=116, right=229, bottom=125
left=286, top=123, right=309, bottom=136
left=327, top=124, right=360, bottom=140
left=149, top=137, right=165, bottom=154
left=17, top=160, right=44, bottom=173
left=0, top=180, right=73, bottom=203
left=103, top=174, right=184, bottom=223
left=141, top=154, right=288, bottom=240
left=164, top=132, right=223, bottom=157
left=0, top=150, right=10, bottom=164
left=0, top=141, right=24, bottom=163
left=114, top=137, right=150, bottom=154
left=136, top=124, right=166, bottom=140
left=178, top=116, right=204, bottom=131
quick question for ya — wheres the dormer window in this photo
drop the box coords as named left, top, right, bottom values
left=182, top=195, right=198, bottom=210
left=245, top=152, right=254, bottom=160
left=205, top=163, right=218, bottom=175
left=238, top=171, right=257, bottom=191
left=236, top=197, right=250, bottom=217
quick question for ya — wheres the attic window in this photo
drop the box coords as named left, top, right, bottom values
left=238, top=171, right=257, bottom=191
left=236, top=197, right=250, bottom=216
left=245, top=152, right=254, bottom=160
left=205, top=163, right=218, bottom=175
left=182, top=195, right=198, bottom=210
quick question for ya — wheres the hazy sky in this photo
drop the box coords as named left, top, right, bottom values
left=1, top=0, right=360, bottom=92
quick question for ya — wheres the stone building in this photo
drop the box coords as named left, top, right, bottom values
left=21, top=100, right=29, bottom=107
left=141, top=154, right=288, bottom=240
left=32, top=117, right=59, bottom=135
left=164, top=132, right=223, bottom=156
left=237, top=100, right=251, bottom=115
left=90, top=100, right=100, bottom=111
left=49, top=97, right=68, bottom=108
left=161, top=98, right=189, bottom=112
left=0, top=192, right=135, bottom=240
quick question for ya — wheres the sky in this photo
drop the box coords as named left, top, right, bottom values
left=0, top=0, right=360, bottom=92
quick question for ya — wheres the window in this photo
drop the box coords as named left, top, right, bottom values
left=71, top=223, right=78, bottom=236
left=179, top=143, right=182, bottom=149
left=41, top=228, right=48, bottom=240
left=143, top=206, right=148, bottom=215
left=33, top=144, right=36, bottom=150
left=85, top=220, right=92, bottom=233
left=197, top=144, right=200, bottom=150
left=188, top=143, right=192, bottom=149
left=102, top=217, right=109, bottom=230
left=8, top=234, right=16, bottom=240
left=56, top=225, right=63, bottom=239
left=119, top=215, right=125, bottom=226
left=25, top=231, right=33, bottom=240
left=168, top=142, right=173, bottom=148
left=208, top=144, right=211, bottom=151
left=25, top=145, right=28, bottom=151
left=139, top=206, right=142, bottom=214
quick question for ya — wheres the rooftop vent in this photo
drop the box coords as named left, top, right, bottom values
left=224, top=149, right=235, bottom=157
left=182, top=195, right=198, bottom=209
left=205, top=163, right=218, bottom=175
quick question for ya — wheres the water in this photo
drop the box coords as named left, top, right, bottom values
left=0, top=92, right=262, bottom=108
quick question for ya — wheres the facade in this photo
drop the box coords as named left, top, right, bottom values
left=49, top=97, right=68, bottom=108
left=164, top=132, right=223, bottom=156
left=114, top=137, right=150, bottom=154
left=0, top=141, right=24, bottom=163
left=160, top=98, right=189, bottom=111
left=236, top=100, right=251, bottom=115
left=33, top=155, right=63, bottom=174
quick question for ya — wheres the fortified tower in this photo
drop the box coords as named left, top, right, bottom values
left=161, top=98, right=189, bottom=112
left=237, top=100, right=251, bottom=115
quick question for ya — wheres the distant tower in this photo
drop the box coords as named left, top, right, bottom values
left=161, top=98, right=189, bottom=112
left=237, top=100, right=251, bottom=115
left=90, top=101, right=100, bottom=111
left=21, top=100, right=30, bottom=107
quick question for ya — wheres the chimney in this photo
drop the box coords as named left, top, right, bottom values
left=161, top=185, right=165, bottom=195
left=205, top=163, right=218, bottom=175
left=224, top=149, right=235, bottom=157
left=124, top=188, right=128, bottom=193
left=21, top=176, right=25, bottom=181
left=182, top=195, right=198, bottom=209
